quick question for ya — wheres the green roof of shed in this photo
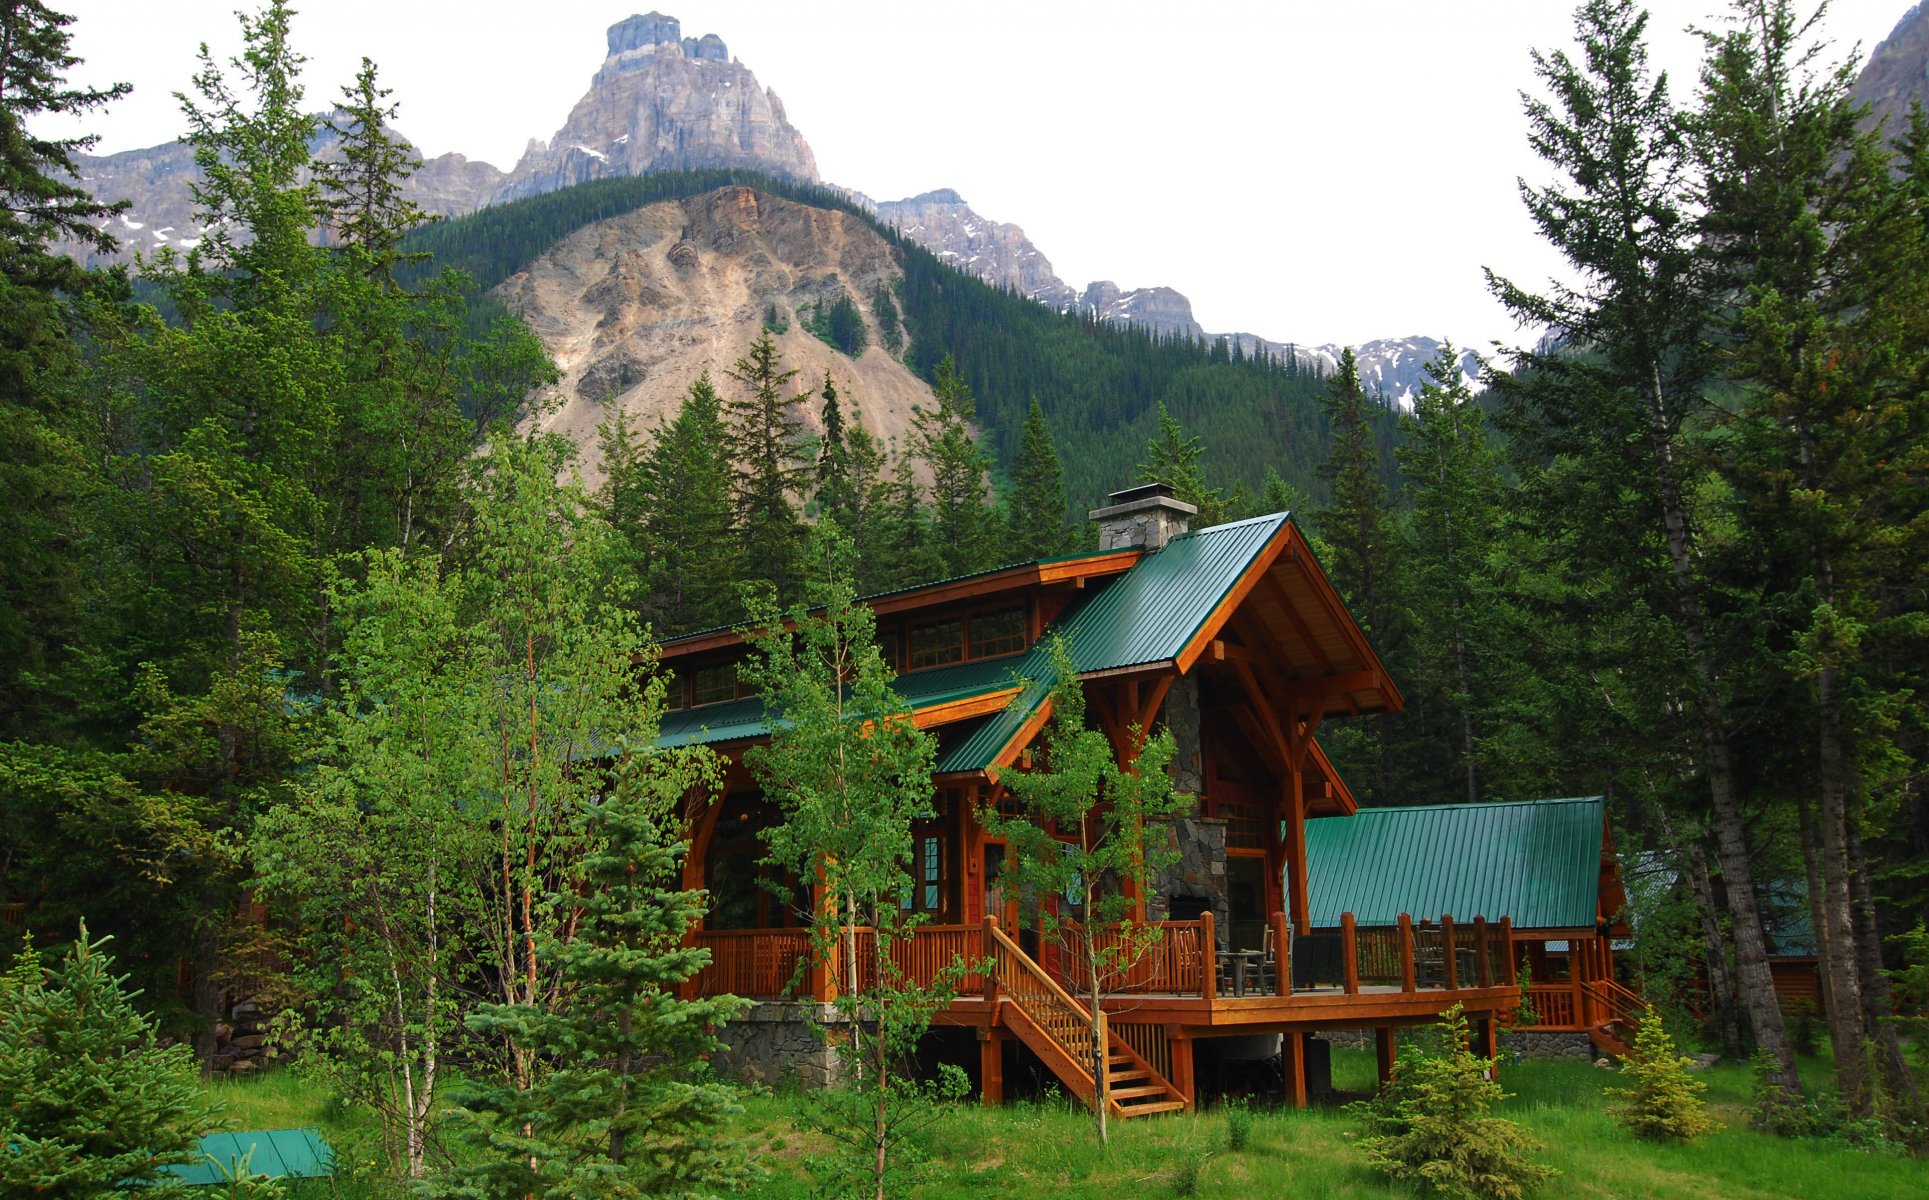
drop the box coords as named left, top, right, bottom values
left=1305, top=797, right=1608, bottom=930
left=164, top=1129, right=333, bottom=1185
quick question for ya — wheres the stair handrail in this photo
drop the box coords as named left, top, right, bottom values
left=985, top=917, right=1098, bottom=1090
left=1581, top=978, right=1645, bottom=1029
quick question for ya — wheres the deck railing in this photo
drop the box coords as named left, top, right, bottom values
left=835, top=924, right=986, bottom=995
left=1523, top=984, right=1578, bottom=1028
left=989, top=918, right=1100, bottom=1093
left=1052, top=918, right=1210, bottom=996
left=1309, top=913, right=1518, bottom=996
left=693, top=923, right=986, bottom=1001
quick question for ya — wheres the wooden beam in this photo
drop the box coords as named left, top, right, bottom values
left=1398, top=913, right=1417, bottom=993
left=1207, top=638, right=1261, bottom=663
left=978, top=1027, right=1007, bottom=1106
left=1341, top=912, right=1360, bottom=995
left=1259, top=568, right=1338, bottom=675
left=1283, top=1031, right=1308, bottom=1108
left=1376, top=1027, right=1397, bottom=1084
left=1175, top=521, right=1296, bottom=675
left=1168, top=1031, right=1196, bottom=1111
left=911, top=688, right=1023, bottom=729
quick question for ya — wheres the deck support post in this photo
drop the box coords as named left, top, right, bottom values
left=1340, top=912, right=1359, bottom=995
left=1397, top=913, right=1416, bottom=993
left=1167, top=1028, right=1196, bottom=1111
left=1375, top=1027, right=1397, bottom=1084
left=1473, top=916, right=1491, bottom=988
left=1479, top=1014, right=1499, bottom=1065
left=1200, top=910, right=1218, bottom=1002
left=978, top=1028, right=1007, bottom=1107
left=1283, top=1030, right=1308, bottom=1108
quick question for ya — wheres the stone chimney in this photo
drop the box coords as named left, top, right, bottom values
left=1089, top=482, right=1197, bottom=551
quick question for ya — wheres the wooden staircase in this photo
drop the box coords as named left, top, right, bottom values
left=1582, top=978, right=1646, bottom=1059
left=986, top=919, right=1188, bottom=1118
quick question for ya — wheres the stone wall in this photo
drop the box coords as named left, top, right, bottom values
left=1499, top=1029, right=1598, bottom=1060
left=1149, top=815, right=1230, bottom=947
left=708, top=1001, right=845, bottom=1087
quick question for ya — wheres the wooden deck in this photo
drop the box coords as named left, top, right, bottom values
left=689, top=909, right=1524, bottom=1111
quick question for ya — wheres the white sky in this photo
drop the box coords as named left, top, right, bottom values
left=51, top=0, right=1916, bottom=349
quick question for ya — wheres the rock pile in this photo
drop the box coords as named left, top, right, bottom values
left=211, top=1000, right=272, bottom=1074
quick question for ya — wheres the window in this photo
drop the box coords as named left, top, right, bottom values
left=970, top=607, right=1025, bottom=658
left=900, top=835, right=945, bottom=914
left=908, top=619, right=964, bottom=669
left=663, top=671, right=685, bottom=710
left=877, top=631, right=900, bottom=674
left=691, top=663, right=736, bottom=706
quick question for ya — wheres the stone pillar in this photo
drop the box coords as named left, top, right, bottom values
left=1149, top=816, right=1229, bottom=949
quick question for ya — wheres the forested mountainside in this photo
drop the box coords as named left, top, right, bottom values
left=408, top=169, right=1394, bottom=507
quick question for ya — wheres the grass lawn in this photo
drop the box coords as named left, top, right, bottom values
left=207, top=1050, right=1923, bottom=1199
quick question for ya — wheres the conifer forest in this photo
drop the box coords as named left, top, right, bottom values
left=2, top=1, right=1928, bottom=1197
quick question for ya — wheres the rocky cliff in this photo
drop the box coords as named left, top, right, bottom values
left=498, top=186, right=934, bottom=487
left=1852, top=4, right=1929, bottom=137
left=496, top=11, right=817, bottom=201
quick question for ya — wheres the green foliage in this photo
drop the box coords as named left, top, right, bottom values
left=722, top=332, right=812, bottom=602
left=1223, top=1097, right=1254, bottom=1151
left=979, top=639, right=1191, bottom=1142
left=0, top=929, right=207, bottom=1199
left=1353, top=1005, right=1555, bottom=1200
left=1138, top=402, right=1225, bottom=525
left=872, top=282, right=905, bottom=355
left=802, top=292, right=869, bottom=357
left=741, top=521, right=967, bottom=1199
left=911, top=355, right=999, bottom=577
left=426, top=738, right=750, bottom=1200
left=1607, top=1009, right=1718, bottom=1141
left=1006, top=397, right=1079, bottom=560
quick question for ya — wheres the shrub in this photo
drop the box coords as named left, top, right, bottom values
left=1224, top=1097, right=1254, bottom=1151
left=1352, top=1005, right=1556, bottom=1200
left=1606, top=1008, right=1717, bottom=1141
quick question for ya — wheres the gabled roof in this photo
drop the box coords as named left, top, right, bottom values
left=1304, top=797, right=1614, bottom=930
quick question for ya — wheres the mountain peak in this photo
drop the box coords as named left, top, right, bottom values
left=607, top=12, right=682, bottom=55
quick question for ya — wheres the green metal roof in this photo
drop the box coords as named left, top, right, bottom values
left=165, top=1129, right=334, bottom=1185
left=658, top=514, right=1293, bottom=771
left=1305, top=797, right=1608, bottom=930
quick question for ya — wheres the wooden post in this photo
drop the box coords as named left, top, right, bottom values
left=1571, top=939, right=1586, bottom=1030
left=1340, top=911, right=1360, bottom=995
left=1096, top=1009, right=1111, bottom=1104
left=1474, top=916, right=1491, bottom=989
left=1168, top=1028, right=1196, bottom=1111
left=1500, top=917, right=1516, bottom=984
left=1200, top=909, right=1218, bottom=1002
left=1398, top=912, right=1416, bottom=993
left=810, top=884, right=835, bottom=1003
left=982, top=914, right=999, bottom=1006
left=1282, top=1030, right=1308, bottom=1108
left=1271, top=911, right=1291, bottom=996
left=1481, top=1015, right=1500, bottom=1063
left=1375, top=1026, right=1397, bottom=1084
left=1441, top=913, right=1458, bottom=991
left=978, top=1029, right=1006, bottom=1106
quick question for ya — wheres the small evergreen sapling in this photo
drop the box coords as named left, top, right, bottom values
left=0, top=928, right=207, bottom=1200
left=1353, top=1004, right=1555, bottom=1200
left=1606, top=1007, right=1716, bottom=1141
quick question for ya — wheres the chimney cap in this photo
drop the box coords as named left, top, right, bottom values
left=1104, top=481, right=1180, bottom=506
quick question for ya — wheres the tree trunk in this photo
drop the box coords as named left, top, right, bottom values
left=1684, top=843, right=1744, bottom=1060
left=1813, top=674, right=1871, bottom=1114
left=1795, top=792, right=1835, bottom=1024
left=1642, top=362, right=1800, bottom=1090
left=1846, top=793, right=1916, bottom=1102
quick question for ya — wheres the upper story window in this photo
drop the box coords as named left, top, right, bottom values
left=877, top=631, right=900, bottom=674
left=663, top=672, right=686, bottom=710
left=970, top=608, right=1025, bottom=658
left=908, top=619, right=965, bottom=669
left=691, top=663, right=737, bottom=706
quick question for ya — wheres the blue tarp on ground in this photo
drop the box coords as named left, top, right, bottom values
left=165, top=1128, right=333, bottom=1185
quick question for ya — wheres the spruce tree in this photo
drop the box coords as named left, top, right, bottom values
left=1137, top=402, right=1226, bottom=525
left=0, top=929, right=206, bottom=1199
left=1316, top=347, right=1403, bottom=804
left=1490, top=0, right=1800, bottom=1089
left=315, top=57, right=428, bottom=278
left=816, top=369, right=857, bottom=525
left=910, top=354, right=997, bottom=576
left=428, top=741, right=751, bottom=1200
left=632, top=373, right=740, bottom=635
left=722, top=332, right=812, bottom=600
left=1005, top=397, right=1076, bottom=560
left=1607, top=1009, right=1718, bottom=1141
left=1397, top=342, right=1505, bottom=804
left=0, top=0, right=128, bottom=737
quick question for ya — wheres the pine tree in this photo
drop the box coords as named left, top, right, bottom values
left=816, top=369, right=857, bottom=525
left=1005, top=397, right=1076, bottom=560
left=612, top=373, right=741, bottom=636
left=910, top=355, right=997, bottom=576
left=0, top=0, right=129, bottom=736
left=722, top=333, right=812, bottom=600
left=1490, top=0, right=1800, bottom=1090
left=1607, top=1009, right=1718, bottom=1141
left=1397, top=342, right=1505, bottom=804
left=315, top=57, right=427, bottom=277
left=427, top=740, right=751, bottom=1200
left=1316, top=348, right=1403, bottom=804
left=0, top=929, right=207, bottom=1200
left=1137, top=402, right=1226, bottom=525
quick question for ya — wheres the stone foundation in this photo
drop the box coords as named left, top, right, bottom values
left=1499, top=1028, right=1597, bottom=1060
left=708, top=1001, right=846, bottom=1087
